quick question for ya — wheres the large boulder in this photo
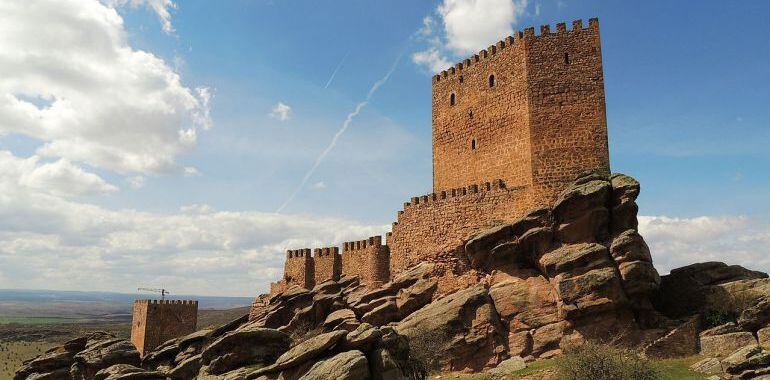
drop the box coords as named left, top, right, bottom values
left=14, top=333, right=112, bottom=380
left=700, top=331, right=758, bottom=358
left=93, top=364, right=165, bottom=380
left=654, top=262, right=768, bottom=318
left=609, top=173, right=640, bottom=234
left=297, top=350, right=370, bottom=380
left=200, top=325, right=290, bottom=374
left=721, top=345, right=770, bottom=376
left=643, top=317, right=700, bottom=359
left=395, top=285, right=506, bottom=372
left=553, top=266, right=628, bottom=319
left=739, top=298, right=770, bottom=332
left=552, top=173, right=611, bottom=244
left=70, top=339, right=141, bottom=380
left=271, top=330, right=347, bottom=371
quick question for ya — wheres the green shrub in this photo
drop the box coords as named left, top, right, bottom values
left=703, top=309, right=736, bottom=329
left=556, top=342, right=659, bottom=380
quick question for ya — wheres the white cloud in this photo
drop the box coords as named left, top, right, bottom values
left=106, top=0, right=177, bottom=34
left=270, top=102, right=292, bottom=121
left=311, top=181, right=327, bottom=190
left=126, top=175, right=146, bottom=189
left=0, top=150, right=117, bottom=197
left=0, top=189, right=388, bottom=296
left=0, top=0, right=211, bottom=174
left=183, top=166, right=201, bottom=177
left=412, top=47, right=453, bottom=74
left=439, top=0, right=528, bottom=55
left=412, top=0, right=529, bottom=73
left=639, top=215, right=770, bottom=276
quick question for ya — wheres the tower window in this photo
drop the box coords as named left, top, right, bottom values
left=488, top=74, right=496, bottom=88
left=564, top=52, right=570, bottom=64
left=459, top=75, right=464, bottom=83
left=450, top=92, right=456, bottom=106
left=471, top=138, right=477, bottom=150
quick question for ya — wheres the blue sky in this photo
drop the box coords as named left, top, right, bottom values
left=0, top=0, right=768, bottom=296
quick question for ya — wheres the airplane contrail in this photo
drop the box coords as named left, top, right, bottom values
left=324, top=51, right=350, bottom=89
left=276, top=53, right=402, bottom=214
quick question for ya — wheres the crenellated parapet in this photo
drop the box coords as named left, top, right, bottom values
left=389, top=180, right=533, bottom=275
left=341, top=236, right=390, bottom=288
left=313, top=246, right=342, bottom=285
left=432, top=18, right=598, bottom=83
left=283, top=248, right=313, bottom=290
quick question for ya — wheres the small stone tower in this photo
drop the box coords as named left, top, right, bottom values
left=131, top=299, right=198, bottom=356
left=432, top=18, right=610, bottom=207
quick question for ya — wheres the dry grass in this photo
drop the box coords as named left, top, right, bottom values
left=0, top=341, right=56, bottom=379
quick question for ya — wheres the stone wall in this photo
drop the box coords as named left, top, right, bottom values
left=432, top=29, right=532, bottom=194
left=342, top=236, right=390, bottom=288
left=526, top=19, right=610, bottom=206
left=431, top=18, right=609, bottom=207
left=130, top=300, right=198, bottom=356
left=272, top=237, right=389, bottom=295
left=388, top=180, right=532, bottom=275
left=284, top=249, right=313, bottom=289
left=314, top=246, right=342, bottom=285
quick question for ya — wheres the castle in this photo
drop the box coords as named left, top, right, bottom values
left=271, top=18, right=609, bottom=294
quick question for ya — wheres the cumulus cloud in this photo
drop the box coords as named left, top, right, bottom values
left=270, top=102, right=292, bottom=121
left=0, top=181, right=388, bottom=295
left=412, top=0, right=529, bottom=73
left=639, top=215, right=770, bottom=276
left=412, top=47, right=453, bottom=74
left=0, top=151, right=117, bottom=198
left=0, top=0, right=211, bottom=174
left=439, top=0, right=528, bottom=55
left=106, top=0, right=177, bottom=34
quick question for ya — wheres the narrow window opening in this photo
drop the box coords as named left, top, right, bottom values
left=459, top=75, right=464, bottom=83
left=468, top=110, right=473, bottom=119
left=564, top=52, right=570, bottom=64
left=488, top=74, right=496, bottom=88
left=450, top=92, right=456, bottom=106
left=471, top=138, right=477, bottom=150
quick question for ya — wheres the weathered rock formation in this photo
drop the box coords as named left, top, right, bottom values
left=16, top=172, right=770, bottom=379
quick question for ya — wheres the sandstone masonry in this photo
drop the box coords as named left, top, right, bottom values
left=130, top=299, right=198, bottom=356
left=271, top=18, right=610, bottom=294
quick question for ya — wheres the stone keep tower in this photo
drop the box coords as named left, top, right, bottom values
left=432, top=18, right=610, bottom=207
left=131, top=300, right=198, bottom=356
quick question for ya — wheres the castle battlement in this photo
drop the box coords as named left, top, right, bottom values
left=135, top=299, right=198, bottom=305
left=287, top=248, right=311, bottom=259
left=314, top=247, right=340, bottom=257
left=342, top=236, right=383, bottom=252
left=433, top=18, right=598, bottom=83
left=401, top=179, right=510, bottom=210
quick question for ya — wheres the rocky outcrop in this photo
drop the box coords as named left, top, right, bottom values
left=70, top=338, right=140, bottom=380
left=642, top=317, right=699, bottom=359
left=17, top=313, right=425, bottom=380
left=395, top=285, right=506, bottom=372
left=653, top=262, right=768, bottom=319
left=17, top=172, right=770, bottom=377
left=200, top=324, right=290, bottom=374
